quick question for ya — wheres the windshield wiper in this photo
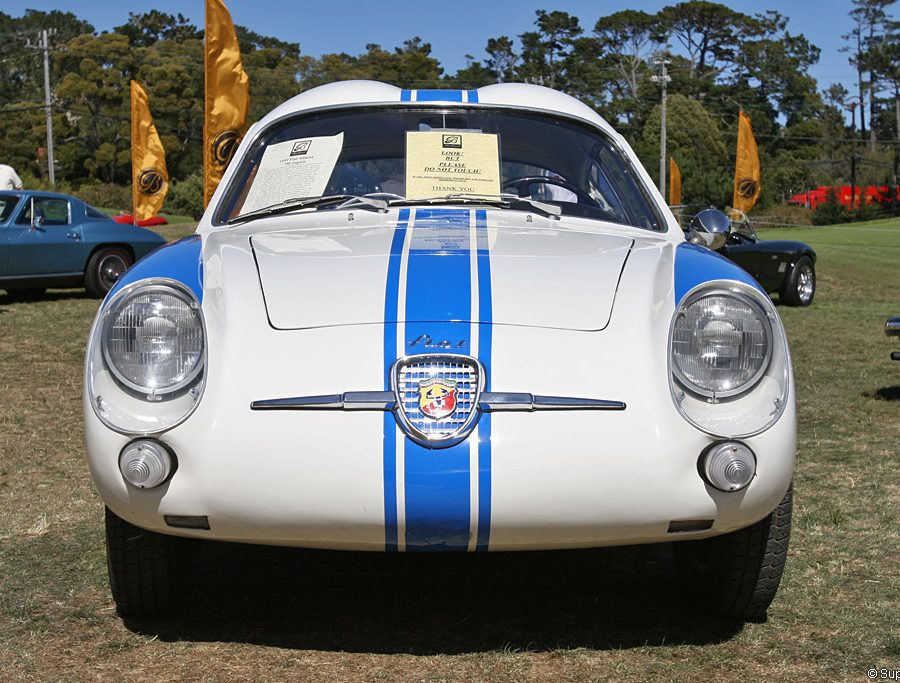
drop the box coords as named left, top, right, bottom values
left=227, top=194, right=388, bottom=225
left=388, top=193, right=561, bottom=218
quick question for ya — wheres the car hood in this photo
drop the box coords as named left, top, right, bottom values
left=247, top=209, right=635, bottom=332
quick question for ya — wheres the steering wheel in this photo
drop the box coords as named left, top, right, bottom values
left=502, top=176, right=595, bottom=205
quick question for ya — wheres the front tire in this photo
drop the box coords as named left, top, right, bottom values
left=781, top=256, right=815, bottom=306
left=674, top=484, right=792, bottom=622
left=85, top=247, right=132, bottom=298
left=105, top=507, right=191, bottom=617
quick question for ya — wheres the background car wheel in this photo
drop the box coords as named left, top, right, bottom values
left=781, top=256, right=815, bottom=306
left=4, top=287, right=46, bottom=301
left=105, top=507, right=191, bottom=617
left=674, top=483, right=792, bottom=622
left=85, top=247, right=132, bottom=298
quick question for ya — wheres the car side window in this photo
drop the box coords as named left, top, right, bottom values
left=16, top=197, right=70, bottom=226
left=85, top=204, right=109, bottom=219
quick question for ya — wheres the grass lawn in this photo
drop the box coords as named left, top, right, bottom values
left=0, top=218, right=897, bottom=682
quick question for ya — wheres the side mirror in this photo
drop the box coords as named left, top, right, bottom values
left=688, top=208, right=730, bottom=251
left=28, top=197, right=45, bottom=231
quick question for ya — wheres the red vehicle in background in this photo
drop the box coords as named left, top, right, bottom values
left=788, top=186, right=900, bottom=209
left=111, top=213, right=169, bottom=227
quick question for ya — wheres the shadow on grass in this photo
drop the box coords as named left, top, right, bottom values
left=0, top=290, right=91, bottom=305
left=864, top=386, right=900, bottom=401
left=124, top=541, right=742, bottom=653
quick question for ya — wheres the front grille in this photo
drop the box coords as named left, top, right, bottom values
left=393, top=355, right=481, bottom=444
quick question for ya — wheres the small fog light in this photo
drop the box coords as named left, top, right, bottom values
left=119, top=439, right=174, bottom=489
left=702, top=442, right=756, bottom=492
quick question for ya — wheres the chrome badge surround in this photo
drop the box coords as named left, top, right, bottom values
left=391, top=354, right=484, bottom=448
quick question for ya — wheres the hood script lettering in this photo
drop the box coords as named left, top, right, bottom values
left=408, top=334, right=468, bottom=350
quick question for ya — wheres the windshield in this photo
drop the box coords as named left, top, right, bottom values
left=216, top=107, right=663, bottom=231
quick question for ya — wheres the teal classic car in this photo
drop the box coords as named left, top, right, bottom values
left=0, top=191, right=166, bottom=298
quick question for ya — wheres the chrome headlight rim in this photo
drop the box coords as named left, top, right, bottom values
left=668, top=280, right=791, bottom=439
left=671, top=285, right=774, bottom=400
left=100, top=278, right=206, bottom=399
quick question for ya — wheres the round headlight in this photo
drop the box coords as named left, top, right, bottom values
left=672, top=289, right=772, bottom=399
left=102, top=283, right=204, bottom=397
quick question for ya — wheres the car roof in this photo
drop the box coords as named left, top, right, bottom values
left=257, top=80, right=621, bottom=141
left=0, top=190, right=83, bottom=202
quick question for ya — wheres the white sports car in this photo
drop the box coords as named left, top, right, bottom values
left=84, top=81, right=795, bottom=622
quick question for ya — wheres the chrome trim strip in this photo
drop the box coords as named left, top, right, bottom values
left=0, top=271, right=82, bottom=281
left=250, top=391, right=396, bottom=411
left=251, top=391, right=624, bottom=412
left=481, top=393, right=626, bottom=411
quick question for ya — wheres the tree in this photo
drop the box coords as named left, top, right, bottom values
left=235, top=25, right=300, bottom=62
left=393, top=37, right=444, bottom=88
left=848, top=0, right=894, bottom=151
left=868, top=18, right=900, bottom=146
left=594, top=11, right=657, bottom=101
left=517, top=10, right=582, bottom=89
left=593, top=10, right=659, bottom=127
left=0, top=10, right=93, bottom=103
left=448, top=54, right=494, bottom=89
left=134, top=38, right=204, bottom=180
left=485, top=36, right=516, bottom=83
left=655, top=1, right=750, bottom=84
left=636, top=93, right=730, bottom=206
left=732, top=22, right=822, bottom=127
left=54, top=33, right=135, bottom=183
left=302, top=40, right=443, bottom=90
left=114, top=11, right=201, bottom=47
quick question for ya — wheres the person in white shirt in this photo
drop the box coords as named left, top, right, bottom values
left=0, top=164, right=23, bottom=190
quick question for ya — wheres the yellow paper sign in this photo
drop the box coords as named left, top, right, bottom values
left=405, top=131, right=501, bottom=199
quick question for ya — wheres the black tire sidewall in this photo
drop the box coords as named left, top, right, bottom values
left=782, top=256, right=815, bottom=306
left=85, top=248, right=132, bottom=298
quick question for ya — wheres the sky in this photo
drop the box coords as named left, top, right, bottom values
left=4, top=0, right=874, bottom=94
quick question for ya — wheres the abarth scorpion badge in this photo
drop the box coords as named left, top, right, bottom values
left=418, top=378, right=458, bottom=420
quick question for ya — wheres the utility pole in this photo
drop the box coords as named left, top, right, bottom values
left=651, top=58, right=671, bottom=197
left=27, top=29, right=57, bottom=186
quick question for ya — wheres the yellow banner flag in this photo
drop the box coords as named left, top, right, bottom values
left=668, top=156, right=682, bottom=206
left=204, top=0, right=249, bottom=207
left=130, top=80, right=169, bottom=222
left=733, top=110, right=761, bottom=213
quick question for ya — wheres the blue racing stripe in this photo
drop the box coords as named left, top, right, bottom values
left=400, top=89, right=478, bottom=103
left=382, top=209, right=411, bottom=552
left=403, top=209, right=473, bottom=551
left=107, top=235, right=203, bottom=302
left=382, top=208, right=495, bottom=552
left=675, top=242, right=765, bottom=303
left=474, top=209, right=492, bottom=551
left=413, top=89, right=465, bottom=102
